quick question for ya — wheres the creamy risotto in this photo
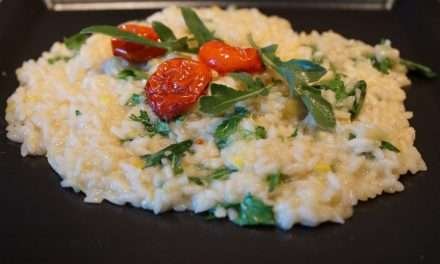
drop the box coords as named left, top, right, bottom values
left=5, top=6, right=429, bottom=229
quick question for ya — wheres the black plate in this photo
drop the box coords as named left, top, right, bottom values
left=1, top=0, right=439, bottom=263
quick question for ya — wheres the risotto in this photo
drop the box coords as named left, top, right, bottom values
left=5, top=6, right=430, bottom=229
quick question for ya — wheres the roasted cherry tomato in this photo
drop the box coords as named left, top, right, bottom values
left=111, top=24, right=166, bottom=63
left=198, top=40, right=264, bottom=74
left=146, top=58, right=212, bottom=120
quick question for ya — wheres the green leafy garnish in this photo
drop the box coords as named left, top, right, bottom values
left=290, top=128, right=298, bottom=138
left=301, top=89, right=336, bottom=129
left=181, top=7, right=216, bottom=46
left=361, top=152, right=375, bottom=160
left=265, top=172, right=288, bottom=192
left=142, top=140, right=193, bottom=174
left=255, top=126, right=267, bottom=139
left=48, top=55, right=71, bottom=64
left=199, top=73, right=267, bottom=114
left=64, top=33, right=89, bottom=51
left=313, top=74, right=348, bottom=101
left=348, top=133, right=356, bottom=140
left=232, top=194, right=276, bottom=226
left=189, top=166, right=237, bottom=186
left=152, top=21, right=177, bottom=42
left=249, top=36, right=334, bottom=129
left=370, top=56, right=393, bottom=74
left=151, top=21, right=196, bottom=53
left=79, top=25, right=191, bottom=53
left=125, top=93, right=143, bottom=106
left=117, top=68, right=149, bottom=81
left=400, top=59, right=437, bottom=79
left=349, top=80, right=367, bottom=120
left=210, top=167, right=236, bottom=181
left=380, top=140, right=400, bottom=152
left=188, top=176, right=205, bottom=186
left=130, top=110, right=171, bottom=137
left=213, top=107, right=249, bottom=149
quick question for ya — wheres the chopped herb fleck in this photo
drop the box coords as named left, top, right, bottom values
left=75, top=110, right=82, bottom=116
left=117, top=68, right=149, bottom=81
left=380, top=140, right=400, bottom=152
left=290, top=128, right=299, bottom=138
left=125, top=93, right=143, bottom=106
left=348, top=133, right=356, bottom=140
left=265, top=172, right=288, bottom=192
left=189, top=166, right=237, bottom=186
left=48, top=55, right=71, bottom=65
left=360, top=152, right=375, bottom=160
left=255, top=126, right=267, bottom=139
left=370, top=56, right=393, bottom=74
left=130, top=110, right=170, bottom=137
left=349, top=80, right=367, bottom=120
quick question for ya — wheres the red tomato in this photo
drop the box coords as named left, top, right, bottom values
left=198, top=40, right=264, bottom=74
left=111, top=24, right=166, bottom=63
left=146, top=58, right=212, bottom=120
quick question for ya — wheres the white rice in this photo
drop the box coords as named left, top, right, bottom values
left=5, top=6, right=426, bottom=229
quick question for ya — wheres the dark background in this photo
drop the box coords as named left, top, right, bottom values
left=1, top=0, right=439, bottom=263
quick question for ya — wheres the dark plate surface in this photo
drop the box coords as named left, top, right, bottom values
left=1, top=0, right=439, bottom=263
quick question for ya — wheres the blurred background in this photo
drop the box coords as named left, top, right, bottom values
left=43, top=0, right=396, bottom=11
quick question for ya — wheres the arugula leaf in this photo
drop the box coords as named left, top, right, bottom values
left=153, top=121, right=172, bottom=136
left=286, top=59, right=327, bottom=83
left=64, top=33, right=89, bottom=51
left=199, top=78, right=267, bottom=114
left=48, top=55, right=71, bottom=64
left=265, top=172, right=288, bottom=192
left=301, top=89, right=336, bottom=129
left=125, top=93, right=143, bottom=106
left=117, top=68, right=149, bottom=80
left=142, top=140, right=193, bottom=174
left=380, top=140, right=400, bottom=152
left=253, top=40, right=326, bottom=96
left=370, top=56, right=393, bottom=74
left=400, top=59, right=437, bottom=79
left=81, top=25, right=165, bottom=48
left=130, top=110, right=171, bottom=137
left=152, top=21, right=177, bottom=42
left=214, top=107, right=249, bottom=149
left=249, top=36, right=334, bottom=129
left=80, top=25, right=193, bottom=53
left=233, top=194, right=276, bottom=226
left=255, top=126, right=267, bottom=139
left=181, top=7, right=215, bottom=45
left=349, top=80, right=367, bottom=120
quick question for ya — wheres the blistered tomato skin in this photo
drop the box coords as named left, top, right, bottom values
left=146, top=58, right=212, bottom=120
left=111, top=24, right=166, bottom=63
left=198, top=40, right=264, bottom=74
